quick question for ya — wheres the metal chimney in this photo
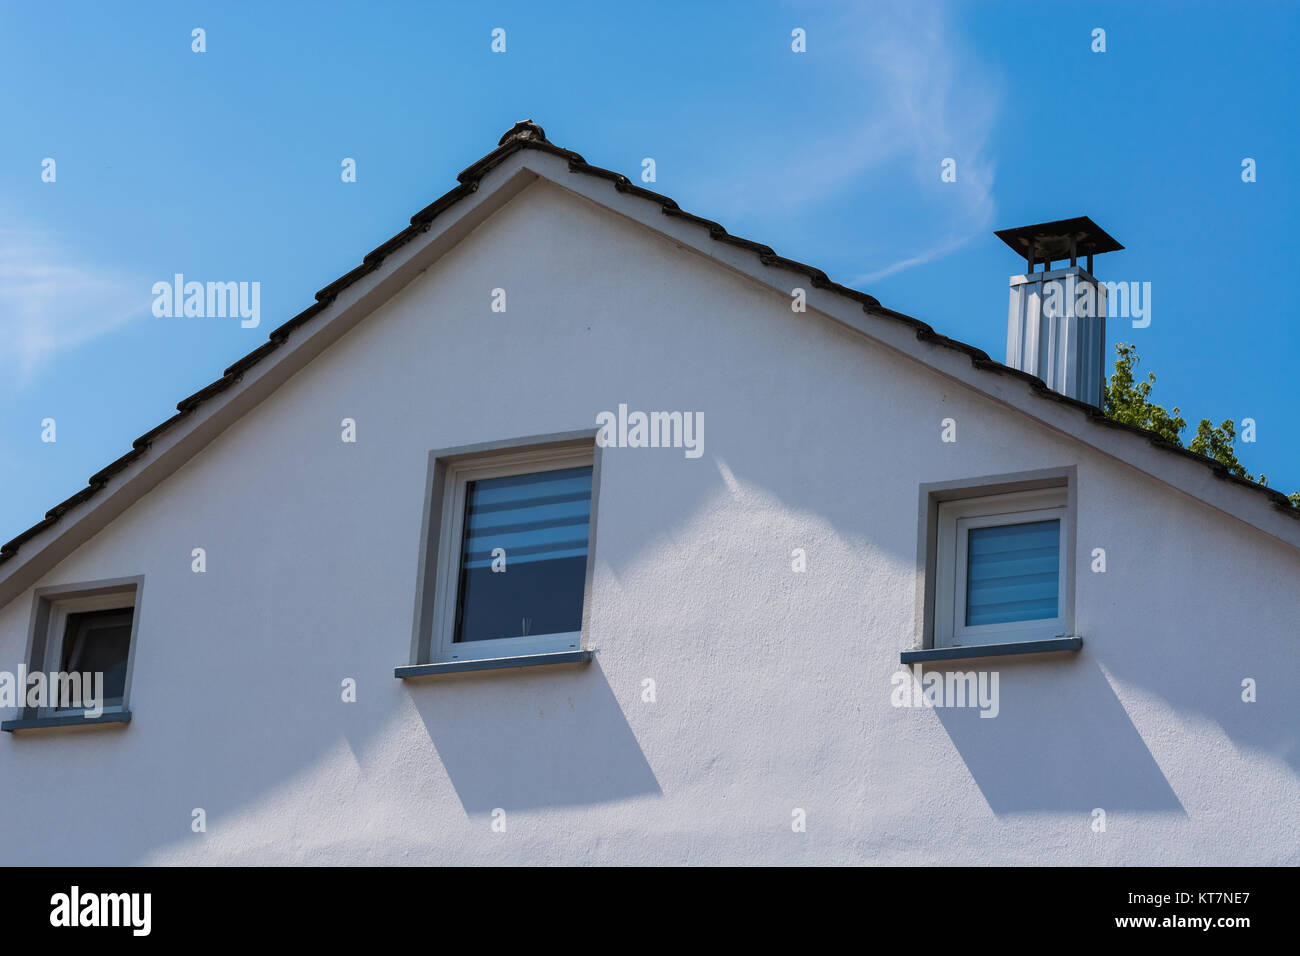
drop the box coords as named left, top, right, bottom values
left=995, top=216, right=1122, bottom=407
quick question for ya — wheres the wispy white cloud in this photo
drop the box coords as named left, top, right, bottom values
left=852, top=232, right=978, bottom=285
left=699, top=0, right=1001, bottom=287
left=845, top=1, right=999, bottom=284
left=0, top=224, right=146, bottom=385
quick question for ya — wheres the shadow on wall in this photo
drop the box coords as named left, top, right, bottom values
left=1097, top=588, right=1300, bottom=780
left=2, top=655, right=658, bottom=864
left=935, top=657, right=1185, bottom=815
left=410, top=658, right=661, bottom=814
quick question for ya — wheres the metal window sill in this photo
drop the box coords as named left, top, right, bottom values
left=395, top=650, right=593, bottom=678
left=2, top=711, right=132, bottom=733
left=900, top=636, right=1082, bottom=665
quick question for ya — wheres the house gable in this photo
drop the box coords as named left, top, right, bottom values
left=1, top=129, right=1298, bottom=866
left=1, top=120, right=1296, bottom=611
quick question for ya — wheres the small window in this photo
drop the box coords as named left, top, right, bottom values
left=934, top=488, right=1068, bottom=647
left=21, top=578, right=142, bottom=722
left=426, top=444, right=597, bottom=663
left=57, top=607, right=134, bottom=709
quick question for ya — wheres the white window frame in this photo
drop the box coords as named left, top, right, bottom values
left=429, top=444, right=595, bottom=663
left=37, top=589, right=138, bottom=719
left=934, top=488, right=1068, bottom=648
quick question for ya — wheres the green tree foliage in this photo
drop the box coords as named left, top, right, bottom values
left=1102, top=344, right=1297, bottom=508
left=1189, top=418, right=1249, bottom=478
left=1102, top=343, right=1186, bottom=445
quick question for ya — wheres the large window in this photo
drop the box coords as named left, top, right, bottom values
left=422, top=441, right=598, bottom=664
left=452, top=465, right=593, bottom=646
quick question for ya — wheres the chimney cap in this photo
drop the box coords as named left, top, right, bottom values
left=994, top=216, right=1123, bottom=264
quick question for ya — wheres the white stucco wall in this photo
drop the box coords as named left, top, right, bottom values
left=1, top=179, right=1297, bottom=865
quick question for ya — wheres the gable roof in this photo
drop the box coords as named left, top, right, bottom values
left=2, top=120, right=1297, bottom=602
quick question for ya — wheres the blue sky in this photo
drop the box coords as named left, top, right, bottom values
left=2, top=0, right=1297, bottom=546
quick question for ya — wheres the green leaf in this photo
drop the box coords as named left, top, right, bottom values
left=1103, top=344, right=1297, bottom=506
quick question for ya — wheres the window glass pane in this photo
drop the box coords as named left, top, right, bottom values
left=59, top=608, right=133, bottom=706
left=966, top=519, right=1060, bottom=626
left=454, top=465, right=592, bottom=643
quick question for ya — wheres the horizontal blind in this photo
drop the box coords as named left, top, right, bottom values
left=460, top=466, right=593, bottom=570
left=965, top=519, right=1060, bottom=626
